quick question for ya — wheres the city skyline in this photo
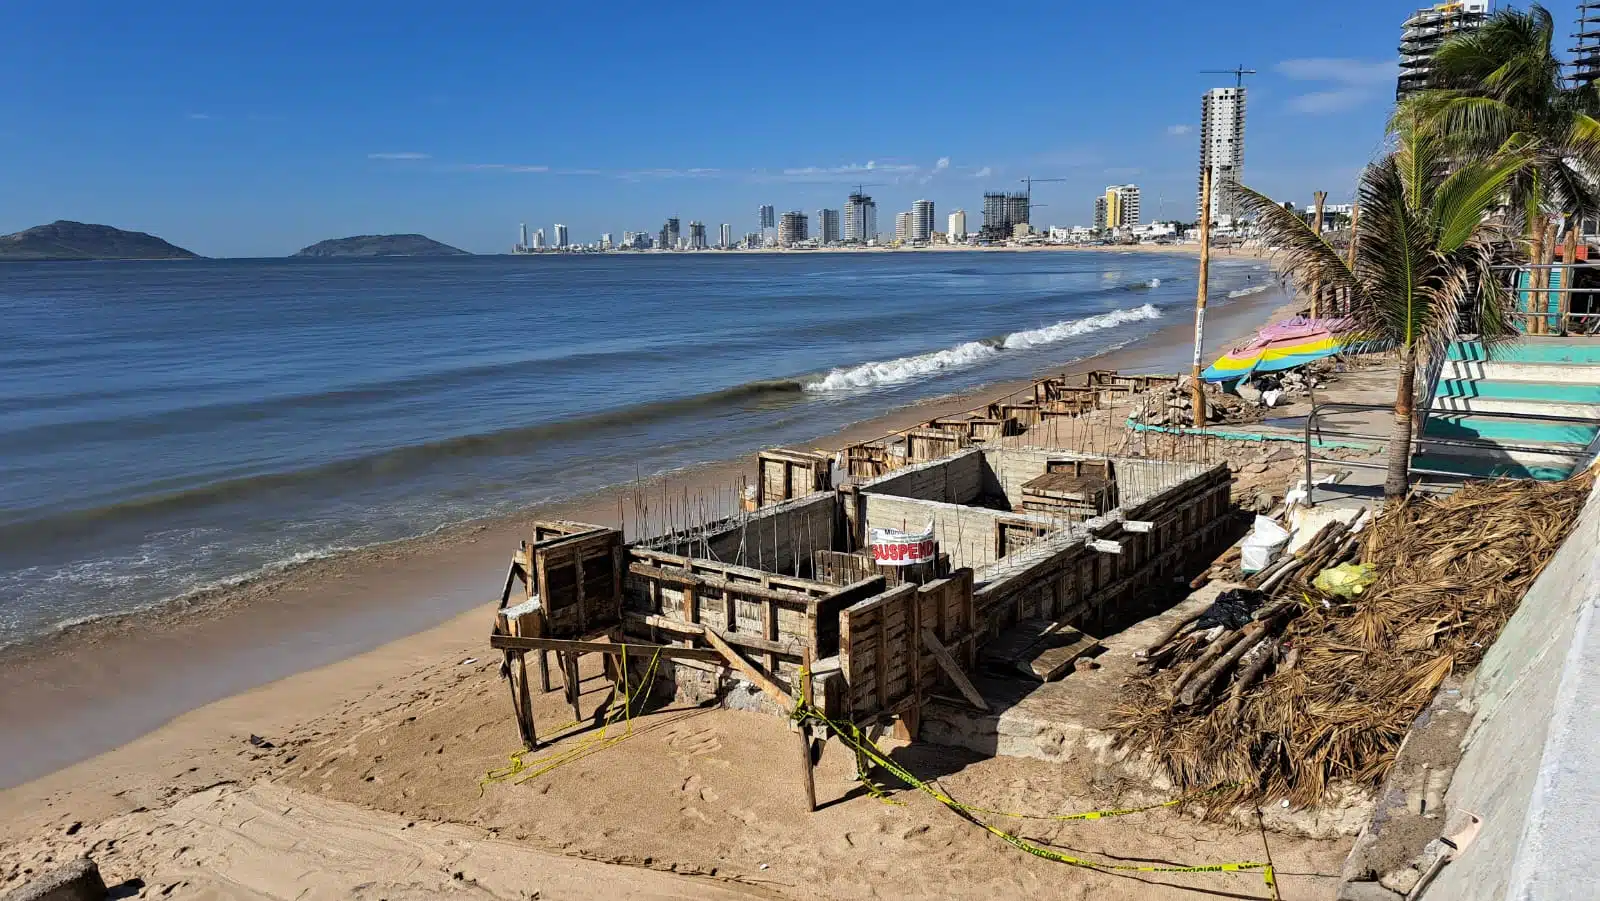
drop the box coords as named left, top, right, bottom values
left=4, top=2, right=1419, bottom=256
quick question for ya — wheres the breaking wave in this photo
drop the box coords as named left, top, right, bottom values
left=805, top=304, right=1162, bottom=392
left=1228, top=285, right=1271, bottom=298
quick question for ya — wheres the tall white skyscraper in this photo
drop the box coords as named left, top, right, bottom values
left=532, top=228, right=546, bottom=250
left=519, top=222, right=528, bottom=249
left=758, top=205, right=776, bottom=229
left=719, top=223, right=732, bottom=248
left=1198, top=87, right=1246, bottom=221
left=947, top=209, right=966, bottom=242
left=844, top=192, right=877, bottom=243
left=554, top=223, right=569, bottom=248
left=911, top=200, right=935, bottom=243
left=601, top=232, right=613, bottom=250
left=894, top=211, right=914, bottom=243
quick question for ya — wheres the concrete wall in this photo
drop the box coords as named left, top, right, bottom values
left=860, top=449, right=987, bottom=505
left=646, top=491, right=838, bottom=576
left=861, top=493, right=1054, bottom=570
left=982, top=447, right=1210, bottom=510
left=1427, top=478, right=1600, bottom=901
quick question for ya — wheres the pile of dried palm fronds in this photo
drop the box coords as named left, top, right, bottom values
left=1114, top=474, right=1594, bottom=808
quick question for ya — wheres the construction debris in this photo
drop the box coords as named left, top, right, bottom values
left=1114, top=475, right=1593, bottom=809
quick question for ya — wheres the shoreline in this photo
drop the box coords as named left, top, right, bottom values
left=0, top=284, right=1296, bottom=790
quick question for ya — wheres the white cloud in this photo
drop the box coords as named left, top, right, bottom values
left=935, top=157, right=951, bottom=170
left=1276, top=58, right=1400, bottom=114
left=368, top=152, right=432, bottom=160
left=1166, top=124, right=1193, bottom=136
left=972, top=166, right=993, bottom=178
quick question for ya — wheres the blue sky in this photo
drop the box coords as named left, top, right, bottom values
left=2, top=1, right=1569, bottom=257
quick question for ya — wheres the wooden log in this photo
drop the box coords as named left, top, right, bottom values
left=796, top=649, right=817, bottom=813
left=1227, top=638, right=1278, bottom=703
left=1137, top=609, right=1205, bottom=659
left=1179, top=605, right=1294, bottom=708
left=1169, top=628, right=1246, bottom=700
left=920, top=628, right=989, bottom=711
left=701, top=626, right=794, bottom=708
left=563, top=652, right=582, bottom=721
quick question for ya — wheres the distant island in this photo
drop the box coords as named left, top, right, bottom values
left=0, top=221, right=200, bottom=261
left=292, top=234, right=469, bottom=258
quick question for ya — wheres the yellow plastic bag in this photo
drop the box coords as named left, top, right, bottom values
left=1312, top=562, right=1376, bottom=597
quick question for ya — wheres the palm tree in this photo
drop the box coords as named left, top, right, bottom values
left=1405, top=3, right=1600, bottom=327
left=1232, top=125, right=1526, bottom=497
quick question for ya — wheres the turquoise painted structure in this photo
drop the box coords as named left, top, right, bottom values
left=1419, top=337, right=1600, bottom=481
left=1514, top=268, right=1564, bottom=333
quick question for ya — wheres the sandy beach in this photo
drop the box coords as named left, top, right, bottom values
left=0, top=283, right=1335, bottom=901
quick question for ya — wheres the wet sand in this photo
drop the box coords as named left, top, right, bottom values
left=0, top=284, right=1297, bottom=790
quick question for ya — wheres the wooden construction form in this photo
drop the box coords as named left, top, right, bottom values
left=836, top=568, right=981, bottom=728
left=843, top=440, right=902, bottom=480
left=755, top=449, right=832, bottom=507
left=986, top=401, right=1042, bottom=428
left=906, top=427, right=970, bottom=463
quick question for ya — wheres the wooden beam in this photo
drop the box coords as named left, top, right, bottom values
left=920, top=628, right=990, bottom=712
left=490, top=634, right=724, bottom=663
left=700, top=626, right=794, bottom=708
left=625, top=613, right=804, bottom=657
left=627, top=563, right=821, bottom=605
left=796, top=648, right=817, bottom=813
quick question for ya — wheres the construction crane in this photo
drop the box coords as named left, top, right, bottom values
left=850, top=183, right=885, bottom=196
left=1200, top=66, right=1256, bottom=88
left=1019, top=176, right=1069, bottom=218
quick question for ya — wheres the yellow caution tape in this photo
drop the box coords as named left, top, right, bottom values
left=797, top=702, right=1277, bottom=895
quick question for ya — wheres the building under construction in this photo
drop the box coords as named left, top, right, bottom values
left=980, top=192, right=1030, bottom=242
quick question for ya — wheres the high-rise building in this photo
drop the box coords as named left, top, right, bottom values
left=817, top=208, right=841, bottom=245
left=533, top=228, right=547, bottom=250
left=1103, top=184, right=1141, bottom=231
left=1576, top=2, right=1600, bottom=91
left=743, top=232, right=761, bottom=249
left=1198, top=87, right=1246, bottom=221
left=666, top=217, right=681, bottom=248
left=519, top=222, right=528, bottom=250
left=981, top=192, right=1030, bottom=241
left=601, top=232, right=613, bottom=250
left=947, top=209, right=966, bottom=241
left=911, top=199, right=935, bottom=243
left=1398, top=0, right=1489, bottom=100
left=554, top=223, right=569, bottom=248
left=844, top=192, right=877, bottom=243
left=719, top=223, right=732, bottom=248
left=778, top=211, right=808, bottom=245
left=894, top=211, right=914, bottom=243
left=688, top=221, right=708, bottom=250
left=758, top=205, right=776, bottom=230
left=1093, top=197, right=1108, bottom=231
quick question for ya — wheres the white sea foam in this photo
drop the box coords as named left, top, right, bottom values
left=1228, top=285, right=1271, bottom=299
left=1147, top=278, right=1161, bottom=288
left=805, top=304, right=1163, bottom=392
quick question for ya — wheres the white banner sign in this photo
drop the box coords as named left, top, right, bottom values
left=869, top=523, right=936, bottom=567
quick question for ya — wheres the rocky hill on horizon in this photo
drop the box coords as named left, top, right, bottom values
left=0, top=221, right=200, bottom=261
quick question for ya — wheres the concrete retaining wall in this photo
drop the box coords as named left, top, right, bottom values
left=646, top=492, right=838, bottom=576
left=860, top=449, right=987, bottom=505
left=1426, top=477, right=1600, bottom=901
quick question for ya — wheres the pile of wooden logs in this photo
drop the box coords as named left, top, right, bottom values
left=1134, top=509, right=1367, bottom=713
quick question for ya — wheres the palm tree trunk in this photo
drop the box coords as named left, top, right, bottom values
left=1529, top=224, right=1547, bottom=335
left=1385, top=346, right=1417, bottom=499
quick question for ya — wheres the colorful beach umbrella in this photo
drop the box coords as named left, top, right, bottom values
left=1202, top=317, right=1350, bottom=383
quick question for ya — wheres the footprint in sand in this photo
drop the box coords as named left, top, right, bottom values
left=664, top=726, right=722, bottom=767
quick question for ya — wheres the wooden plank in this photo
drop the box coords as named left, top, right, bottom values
left=796, top=648, right=817, bottom=813
left=702, top=626, right=793, bottom=708
left=490, top=634, right=724, bottom=663
left=920, top=628, right=988, bottom=711
left=1025, top=628, right=1102, bottom=681
left=627, top=562, right=820, bottom=605
left=1090, top=539, right=1123, bottom=554
left=626, top=614, right=804, bottom=657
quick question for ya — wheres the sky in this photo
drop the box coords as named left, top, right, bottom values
left=2, top=1, right=1579, bottom=257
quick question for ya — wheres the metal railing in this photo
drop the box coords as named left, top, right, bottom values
left=1300, top=402, right=1596, bottom=506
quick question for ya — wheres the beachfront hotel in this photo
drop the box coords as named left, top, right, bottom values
left=1397, top=0, right=1489, bottom=100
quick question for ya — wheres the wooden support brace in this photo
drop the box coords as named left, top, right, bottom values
left=701, top=626, right=794, bottom=709
left=796, top=649, right=817, bottom=813
left=920, top=628, right=989, bottom=712
left=490, top=634, right=725, bottom=663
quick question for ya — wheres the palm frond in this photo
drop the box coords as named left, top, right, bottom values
left=1229, top=184, right=1356, bottom=298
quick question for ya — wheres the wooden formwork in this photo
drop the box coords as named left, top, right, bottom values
left=906, top=428, right=970, bottom=463
left=756, top=449, right=833, bottom=506
left=623, top=548, right=884, bottom=683
left=837, top=568, right=981, bottom=726
left=987, top=402, right=1041, bottom=428
left=812, top=549, right=951, bottom=588
left=844, top=441, right=902, bottom=480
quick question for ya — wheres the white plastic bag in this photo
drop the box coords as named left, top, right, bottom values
left=1240, top=515, right=1291, bottom=573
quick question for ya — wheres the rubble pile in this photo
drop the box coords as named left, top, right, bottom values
left=1127, top=360, right=1340, bottom=429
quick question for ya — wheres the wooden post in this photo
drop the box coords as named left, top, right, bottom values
left=1562, top=221, right=1578, bottom=335
left=796, top=649, right=818, bottom=812
left=1310, top=191, right=1327, bottom=318
left=517, top=652, right=538, bottom=749
left=1344, top=203, right=1360, bottom=316
left=561, top=652, right=582, bottom=721
left=1191, top=167, right=1213, bottom=428
left=1529, top=220, right=1548, bottom=335
left=538, top=649, right=553, bottom=692
left=1542, top=219, right=1558, bottom=334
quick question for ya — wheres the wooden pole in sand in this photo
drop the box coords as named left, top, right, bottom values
left=1191, top=167, right=1213, bottom=428
left=795, top=648, right=817, bottom=813
left=1310, top=191, right=1327, bottom=318
left=1561, top=219, right=1578, bottom=335
left=1345, top=203, right=1360, bottom=316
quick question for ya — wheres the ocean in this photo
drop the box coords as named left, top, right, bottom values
left=0, top=251, right=1269, bottom=646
